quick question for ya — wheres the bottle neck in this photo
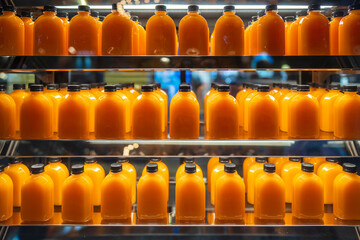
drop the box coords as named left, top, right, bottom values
left=224, top=11, right=235, bottom=16
left=105, top=91, right=116, bottom=96
left=142, top=91, right=154, bottom=96
left=78, top=11, right=90, bottom=16
left=309, top=10, right=321, bottom=15
left=266, top=10, right=278, bottom=15
left=188, top=11, right=199, bottom=15
left=67, top=91, right=80, bottom=96
left=218, top=91, right=229, bottom=96
left=30, top=91, right=43, bottom=95
left=156, top=11, right=167, bottom=16
left=44, top=11, right=56, bottom=16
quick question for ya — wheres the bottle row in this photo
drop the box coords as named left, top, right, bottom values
left=1, top=3, right=360, bottom=56
left=0, top=156, right=359, bottom=224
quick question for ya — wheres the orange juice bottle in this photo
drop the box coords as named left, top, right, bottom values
left=34, top=6, right=66, bottom=55
left=292, top=163, right=324, bottom=220
left=213, top=5, right=244, bottom=55
left=170, top=84, right=199, bottom=139
left=333, top=163, right=360, bottom=220
left=334, top=85, right=360, bottom=139
left=80, top=84, right=96, bottom=135
left=132, top=85, right=162, bottom=139
left=101, top=163, right=132, bottom=221
left=21, top=164, right=54, bottom=223
left=0, top=5, right=24, bottom=55
left=284, top=16, right=294, bottom=55
left=176, top=163, right=205, bottom=223
left=303, top=157, right=326, bottom=174
left=210, top=157, right=230, bottom=205
left=244, top=85, right=261, bottom=132
left=287, top=10, right=306, bottom=55
left=69, top=5, right=98, bottom=55
left=236, top=83, right=252, bottom=128
left=311, top=84, right=327, bottom=102
left=59, top=83, right=68, bottom=96
left=242, top=156, right=255, bottom=192
left=58, top=85, right=90, bottom=139
left=319, top=84, right=342, bottom=132
left=102, top=4, right=132, bottom=55
left=90, top=11, right=102, bottom=55
left=280, top=84, right=298, bottom=132
left=44, top=84, right=63, bottom=135
left=0, top=85, right=16, bottom=139
left=254, top=163, right=285, bottom=220
left=339, top=4, right=360, bottom=55
left=137, top=163, right=168, bottom=222
left=317, top=158, right=342, bottom=204
left=62, top=164, right=93, bottom=223
left=57, top=12, right=69, bottom=53
left=84, top=158, right=105, bottom=206
left=257, top=4, right=285, bottom=55
left=10, top=84, right=28, bottom=137
left=250, top=11, right=265, bottom=55
left=288, top=85, right=319, bottom=139
left=247, top=157, right=267, bottom=204
left=179, top=5, right=209, bottom=55
left=207, top=156, right=219, bottom=191
left=215, top=163, right=245, bottom=223
left=0, top=165, right=13, bottom=221
left=281, top=157, right=302, bottom=203
left=153, top=83, right=168, bottom=138
left=330, top=11, right=344, bottom=55
left=176, top=158, right=203, bottom=182
left=44, top=158, right=69, bottom=206
left=248, top=85, right=279, bottom=139
left=4, top=158, right=30, bottom=207
left=142, top=158, right=169, bottom=200
left=20, top=84, right=53, bottom=139
left=133, top=16, right=146, bottom=55
left=207, top=85, right=239, bottom=139
left=298, top=4, right=329, bottom=55
left=21, top=11, right=34, bottom=55
left=117, top=158, right=137, bottom=205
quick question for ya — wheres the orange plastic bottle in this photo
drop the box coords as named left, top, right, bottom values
left=0, top=85, right=16, bottom=139
left=101, top=163, right=132, bottom=221
left=284, top=16, right=294, bottom=55
left=298, top=4, right=329, bottom=55
left=132, top=85, right=163, bottom=139
left=303, top=157, right=326, bottom=174
left=117, top=158, right=137, bottom=205
left=142, top=158, right=169, bottom=201
left=34, top=6, right=66, bottom=55
left=317, top=158, right=342, bottom=204
left=20, top=84, right=53, bottom=139
left=84, top=158, right=105, bottom=206
left=319, top=84, right=342, bottom=132
left=281, top=157, right=302, bottom=203
left=257, top=5, right=285, bottom=55
left=248, top=85, right=279, bottom=139
left=215, top=163, right=245, bottom=223
left=292, top=163, right=324, bottom=220
left=0, top=5, right=24, bottom=55
left=133, top=17, right=146, bottom=55
left=213, top=5, right=244, bottom=55
left=288, top=85, right=319, bottom=139
left=57, top=12, right=69, bottom=53
left=9, top=84, right=28, bottom=137
left=21, top=11, right=34, bottom=55
left=170, top=84, right=199, bottom=139
left=153, top=83, right=168, bottom=139
left=280, top=84, right=298, bottom=132
left=79, top=84, right=96, bottom=135
left=254, top=163, right=285, bottom=220
left=176, top=163, right=205, bottom=223
left=137, top=163, right=168, bottom=223
left=207, top=156, right=219, bottom=191
left=287, top=10, right=306, bottom=55
left=242, top=156, right=255, bottom=192
left=62, top=164, right=93, bottom=223
left=90, top=11, right=102, bottom=55
left=333, top=163, right=360, bottom=220
left=44, top=84, right=63, bottom=135
left=330, top=11, right=344, bottom=55
left=210, top=157, right=231, bottom=205
left=339, top=4, right=360, bottom=55
left=179, top=5, right=209, bottom=55
left=69, top=5, right=99, bottom=55
left=58, top=85, right=90, bottom=139
left=0, top=165, right=13, bottom=222
left=44, top=158, right=69, bottom=206
left=21, top=164, right=54, bottom=223
left=247, top=157, right=267, bottom=205
left=176, top=158, right=203, bottom=182
left=207, top=85, right=239, bottom=139
left=334, top=85, right=360, bottom=139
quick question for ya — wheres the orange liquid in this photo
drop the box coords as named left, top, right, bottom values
left=210, top=32, right=215, bottom=55
left=243, top=90, right=258, bottom=132
left=4, top=162, right=30, bottom=207
left=287, top=16, right=305, bottom=55
left=137, top=22, right=146, bottom=55
left=319, top=89, right=342, bottom=132
left=207, top=157, right=219, bottom=192
left=59, top=16, right=69, bottom=53
left=210, top=161, right=229, bottom=205
left=330, top=16, right=342, bottom=55
left=281, top=161, right=301, bottom=203
left=93, top=16, right=102, bottom=55
left=303, top=157, right=326, bottom=174
left=179, top=10, right=209, bottom=55
left=311, top=88, right=327, bottom=102
left=213, top=10, right=244, bottom=55
left=249, top=18, right=259, bottom=55
left=80, top=89, right=96, bottom=134
left=298, top=10, right=329, bottom=55
left=0, top=11, right=24, bottom=55
left=339, top=9, right=360, bottom=55
left=142, top=160, right=169, bottom=201
left=117, top=88, right=133, bottom=137
left=204, top=87, right=218, bottom=136
left=84, top=161, right=105, bottom=206
left=0, top=171, right=13, bottom=221
left=21, top=172, right=54, bottom=222
left=154, top=88, right=168, bottom=139
left=270, top=157, right=289, bottom=175
left=242, top=157, right=255, bottom=192
left=0, top=91, right=16, bottom=139
left=22, top=16, right=34, bottom=55
left=44, top=89, right=63, bottom=134
left=120, top=161, right=137, bottom=205
left=44, top=161, right=69, bottom=206
left=280, top=90, right=298, bottom=132
left=284, top=19, right=293, bottom=55
left=244, top=24, right=251, bottom=55
left=317, top=161, right=342, bottom=204
left=175, top=162, right=203, bottom=182
left=247, top=161, right=266, bottom=204
left=9, top=89, right=28, bottom=136
left=236, top=86, right=252, bottom=128
left=132, top=20, right=139, bottom=55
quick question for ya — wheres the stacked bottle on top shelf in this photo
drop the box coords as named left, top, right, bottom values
left=1, top=3, right=360, bottom=56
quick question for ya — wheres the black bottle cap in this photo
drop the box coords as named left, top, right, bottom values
left=333, top=10, right=344, bottom=18
left=211, top=82, right=218, bottom=89
left=3, top=5, right=16, bottom=12
left=257, top=85, right=270, bottom=92
left=343, top=85, right=358, bottom=92
left=146, top=163, right=158, bottom=173
left=0, top=85, right=6, bottom=92
left=272, top=83, right=282, bottom=88
left=257, top=10, right=265, bottom=17
left=284, top=16, right=295, bottom=22
left=326, top=158, right=339, bottom=163
left=67, top=85, right=80, bottom=92
left=43, top=5, right=56, bottom=12
left=31, top=164, right=44, bottom=174
left=48, top=157, right=61, bottom=163
left=302, top=162, right=314, bottom=172
left=329, top=84, right=341, bottom=90
left=185, top=163, right=196, bottom=174
left=289, top=157, right=302, bottom=162
left=21, top=11, right=32, bottom=18
left=131, top=16, right=139, bottom=21
left=297, top=85, right=310, bottom=92
left=112, top=3, right=118, bottom=10
left=85, top=158, right=96, bottom=163
left=117, top=157, right=129, bottom=163
left=224, top=163, right=236, bottom=173
left=80, top=84, right=90, bottom=90
left=72, top=164, right=84, bottom=175
left=251, top=16, right=258, bottom=22
left=264, top=163, right=276, bottom=173
left=111, top=163, right=122, bottom=173
left=179, top=84, right=191, bottom=92
left=219, top=157, right=230, bottom=163
left=266, top=4, right=278, bottom=12
left=60, top=83, right=68, bottom=89
left=255, top=157, right=268, bottom=163
left=78, top=5, right=90, bottom=12
left=57, top=12, right=68, bottom=18
left=104, top=85, right=117, bottom=92
left=90, top=11, right=99, bottom=18
left=13, top=84, right=25, bottom=90
left=310, top=82, right=318, bottom=88
left=188, top=5, right=199, bottom=12
left=183, top=157, right=195, bottom=164
left=349, top=4, right=360, bottom=11
left=308, top=4, right=321, bottom=11
left=343, top=163, right=357, bottom=173
left=155, top=5, right=166, bottom=12
left=9, top=158, right=21, bottom=164
left=128, top=82, right=135, bottom=88
left=217, top=84, right=230, bottom=92
left=141, top=85, right=154, bottom=92
left=296, top=10, right=307, bottom=17
left=154, top=82, right=161, bottom=89
left=46, top=84, right=59, bottom=90
left=30, top=84, right=44, bottom=92
left=224, top=5, right=235, bottom=12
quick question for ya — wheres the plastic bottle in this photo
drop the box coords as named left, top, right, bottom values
left=115, top=84, right=132, bottom=138
left=319, top=84, right=343, bottom=132
left=133, top=17, right=146, bottom=55
left=84, top=158, right=105, bottom=206
left=101, top=163, right=132, bottom=221
left=90, top=11, right=102, bottom=55
left=339, top=4, right=360, bottom=55
left=236, top=83, right=251, bottom=128
left=207, top=157, right=219, bottom=191
left=317, top=158, right=342, bottom=204
left=247, top=157, right=267, bottom=204
left=281, top=157, right=302, bottom=203
left=0, top=165, right=13, bottom=221
left=257, top=4, right=285, bottom=55
left=179, top=5, right=209, bottom=55
left=243, top=85, right=260, bottom=132
left=44, top=158, right=69, bottom=206
left=249, top=11, right=265, bottom=55
left=142, top=158, right=169, bottom=201
left=117, top=158, right=137, bottom=205
left=292, top=163, right=324, bottom=220
left=330, top=10, right=344, bottom=55
left=213, top=5, right=244, bottom=55
left=210, top=157, right=230, bottom=205
left=21, top=11, right=34, bottom=55
left=254, top=163, right=285, bottom=220
left=44, top=84, right=63, bottom=136
left=284, top=16, right=294, bottom=55
left=62, top=164, right=93, bottom=223
left=21, top=164, right=54, bottom=223
left=153, top=83, right=168, bottom=139
left=287, top=10, right=307, bottom=55
left=0, top=85, right=16, bottom=139
left=176, top=158, right=203, bottom=182
left=57, top=12, right=69, bottom=53
left=176, top=163, right=205, bottom=223
left=242, top=156, right=255, bottom=192
left=280, top=84, right=298, bottom=132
